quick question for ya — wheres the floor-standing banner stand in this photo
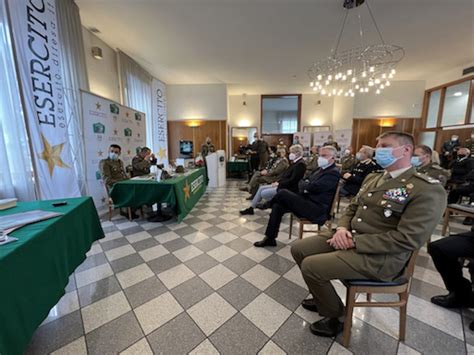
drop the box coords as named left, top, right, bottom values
left=7, top=0, right=80, bottom=199
left=152, top=78, right=168, bottom=166
left=82, top=91, right=146, bottom=209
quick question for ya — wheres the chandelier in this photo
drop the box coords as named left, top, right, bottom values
left=307, top=0, right=404, bottom=97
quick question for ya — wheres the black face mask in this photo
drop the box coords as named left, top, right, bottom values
left=458, top=154, right=467, bottom=159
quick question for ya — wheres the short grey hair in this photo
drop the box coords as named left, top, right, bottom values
left=289, top=144, right=303, bottom=156
left=320, top=145, right=337, bottom=157
left=360, top=145, right=374, bottom=159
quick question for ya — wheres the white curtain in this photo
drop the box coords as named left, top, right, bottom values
left=0, top=0, right=36, bottom=200
left=56, top=0, right=89, bottom=195
left=118, top=50, right=153, bottom=148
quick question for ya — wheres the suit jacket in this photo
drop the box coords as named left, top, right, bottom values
left=449, top=157, right=474, bottom=183
left=335, top=168, right=447, bottom=281
left=277, top=159, right=306, bottom=193
left=343, top=159, right=382, bottom=196
left=297, top=164, right=340, bottom=222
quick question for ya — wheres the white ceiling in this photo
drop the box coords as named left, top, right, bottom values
left=76, top=0, right=474, bottom=94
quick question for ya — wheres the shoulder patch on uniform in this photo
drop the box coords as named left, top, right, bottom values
left=431, top=164, right=443, bottom=170
left=414, top=172, right=440, bottom=184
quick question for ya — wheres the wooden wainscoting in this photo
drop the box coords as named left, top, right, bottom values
left=351, top=118, right=421, bottom=150
left=167, top=120, right=227, bottom=161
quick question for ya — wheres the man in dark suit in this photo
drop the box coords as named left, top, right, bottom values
left=449, top=147, right=474, bottom=184
left=254, top=145, right=340, bottom=247
left=240, top=144, right=306, bottom=215
left=428, top=231, right=474, bottom=309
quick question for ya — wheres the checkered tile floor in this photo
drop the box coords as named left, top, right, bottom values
left=25, top=180, right=474, bottom=354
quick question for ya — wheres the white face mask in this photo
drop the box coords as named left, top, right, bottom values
left=289, top=153, right=296, bottom=161
left=109, top=152, right=119, bottom=160
left=318, top=157, right=331, bottom=169
left=355, top=152, right=363, bottom=160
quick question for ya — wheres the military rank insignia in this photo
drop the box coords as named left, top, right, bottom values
left=383, top=187, right=409, bottom=202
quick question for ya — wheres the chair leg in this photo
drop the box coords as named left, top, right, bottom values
left=289, top=214, right=293, bottom=239
left=399, top=292, right=408, bottom=341
left=128, top=208, right=132, bottom=221
left=366, top=293, right=372, bottom=302
left=337, top=195, right=341, bottom=213
left=108, top=205, right=112, bottom=221
left=442, top=209, right=450, bottom=236
left=298, top=221, right=304, bottom=239
left=343, top=287, right=357, bottom=347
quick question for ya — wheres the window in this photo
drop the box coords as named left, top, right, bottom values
left=426, top=90, right=441, bottom=128
left=261, top=95, right=300, bottom=134
left=441, top=81, right=470, bottom=126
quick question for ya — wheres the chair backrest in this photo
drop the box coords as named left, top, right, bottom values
left=328, top=182, right=341, bottom=220
left=405, top=250, right=419, bottom=279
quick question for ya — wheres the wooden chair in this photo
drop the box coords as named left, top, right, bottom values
left=341, top=250, right=419, bottom=347
left=442, top=203, right=474, bottom=236
left=104, top=183, right=133, bottom=221
left=289, top=184, right=341, bottom=239
left=336, top=192, right=353, bottom=213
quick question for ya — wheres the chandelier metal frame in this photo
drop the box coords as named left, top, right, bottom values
left=307, top=0, right=405, bottom=97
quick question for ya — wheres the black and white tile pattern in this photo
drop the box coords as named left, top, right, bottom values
left=25, top=181, right=474, bottom=354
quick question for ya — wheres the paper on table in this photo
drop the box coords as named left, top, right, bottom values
left=0, top=236, right=19, bottom=246
left=0, top=210, right=63, bottom=232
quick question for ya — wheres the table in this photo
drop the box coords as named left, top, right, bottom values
left=110, top=167, right=207, bottom=223
left=227, top=161, right=249, bottom=178
left=0, top=197, right=104, bottom=355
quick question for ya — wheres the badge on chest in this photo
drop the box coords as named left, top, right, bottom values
left=383, top=187, right=409, bottom=203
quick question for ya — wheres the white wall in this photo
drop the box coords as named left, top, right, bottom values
left=301, top=94, right=333, bottom=128
left=333, top=96, right=355, bottom=130
left=425, top=61, right=474, bottom=89
left=167, top=84, right=228, bottom=121
left=228, top=94, right=261, bottom=129
left=353, top=81, right=425, bottom=118
left=82, top=27, right=120, bottom=103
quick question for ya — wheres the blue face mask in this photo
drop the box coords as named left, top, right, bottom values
left=375, top=147, right=403, bottom=168
left=411, top=156, right=422, bottom=167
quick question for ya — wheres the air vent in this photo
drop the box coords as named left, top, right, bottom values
left=463, top=66, right=474, bottom=76
left=89, top=27, right=101, bottom=34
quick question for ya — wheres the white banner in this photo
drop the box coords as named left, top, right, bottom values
left=152, top=78, right=168, bottom=166
left=82, top=92, right=146, bottom=208
left=8, top=0, right=80, bottom=199
left=334, top=129, right=352, bottom=151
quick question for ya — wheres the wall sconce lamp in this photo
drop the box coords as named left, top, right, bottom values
left=91, top=46, right=103, bottom=60
left=186, top=120, right=201, bottom=128
left=379, top=118, right=396, bottom=127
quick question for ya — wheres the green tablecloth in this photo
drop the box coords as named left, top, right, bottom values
left=110, top=167, right=207, bottom=223
left=0, top=197, right=104, bottom=355
left=227, top=161, right=249, bottom=173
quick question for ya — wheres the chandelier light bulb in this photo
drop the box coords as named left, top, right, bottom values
left=365, top=87, right=369, bottom=92
left=332, top=89, right=337, bottom=95
left=376, top=89, right=381, bottom=94
left=317, top=74, right=322, bottom=80
left=368, top=81, right=374, bottom=87
left=351, top=77, right=357, bottom=83
left=310, top=81, right=314, bottom=87
left=391, top=69, right=396, bottom=74
left=347, top=69, right=353, bottom=75
left=380, top=84, right=385, bottom=89
left=328, top=93, right=332, bottom=97
left=342, top=75, right=347, bottom=81
left=374, top=78, right=381, bottom=84
left=328, top=75, right=333, bottom=81
left=350, top=92, right=355, bottom=97
left=321, top=89, right=326, bottom=95
left=369, top=66, right=375, bottom=72
left=355, top=84, right=360, bottom=89
left=325, top=80, right=330, bottom=85
left=385, top=81, right=391, bottom=86
left=362, top=71, right=367, bottom=78
left=388, top=73, right=394, bottom=79
left=313, top=87, right=318, bottom=91
left=382, top=73, right=387, bottom=79
left=359, top=88, right=364, bottom=93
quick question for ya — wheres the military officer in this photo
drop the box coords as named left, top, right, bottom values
left=340, top=146, right=357, bottom=174
left=244, top=149, right=289, bottom=197
left=340, top=145, right=382, bottom=196
left=100, top=144, right=129, bottom=189
left=411, top=144, right=451, bottom=187
left=291, top=131, right=446, bottom=338
left=201, top=137, right=216, bottom=158
left=304, top=146, right=319, bottom=178
left=464, top=132, right=474, bottom=157
left=132, top=147, right=157, bottom=177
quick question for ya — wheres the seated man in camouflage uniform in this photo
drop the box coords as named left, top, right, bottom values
left=291, top=132, right=446, bottom=337
left=241, top=148, right=289, bottom=198
left=304, top=145, right=319, bottom=178
left=100, top=144, right=138, bottom=219
left=132, top=147, right=157, bottom=177
left=411, top=144, right=450, bottom=187
left=340, top=146, right=357, bottom=175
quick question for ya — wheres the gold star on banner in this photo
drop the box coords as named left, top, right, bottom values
left=101, top=197, right=106, bottom=204
left=113, top=129, right=118, bottom=135
left=183, top=181, right=191, bottom=201
left=37, top=133, right=70, bottom=176
left=126, top=112, right=129, bottom=118
left=98, top=150, right=103, bottom=157
left=158, top=147, right=167, bottom=160
left=127, top=150, right=131, bottom=155
left=137, top=133, right=141, bottom=138
left=96, top=102, right=101, bottom=110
